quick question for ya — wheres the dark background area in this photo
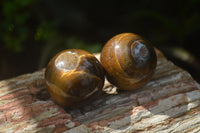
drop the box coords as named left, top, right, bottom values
left=0, top=0, right=200, bottom=82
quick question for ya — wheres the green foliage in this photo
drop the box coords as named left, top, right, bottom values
left=0, top=0, right=102, bottom=54
left=132, top=10, right=184, bottom=44
left=65, top=37, right=102, bottom=53
left=130, top=0, right=200, bottom=45
left=1, top=0, right=33, bottom=52
left=0, top=0, right=200, bottom=54
left=34, top=22, right=57, bottom=42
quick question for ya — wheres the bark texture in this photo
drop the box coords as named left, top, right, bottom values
left=0, top=49, right=200, bottom=133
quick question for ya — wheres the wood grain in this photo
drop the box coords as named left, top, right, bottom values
left=0, top=49, right=200, bottom=133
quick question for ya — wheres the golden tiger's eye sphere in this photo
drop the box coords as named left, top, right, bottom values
left=101, top=33, right=157, bottom=90
left=45, top=49, right=105, bottom=108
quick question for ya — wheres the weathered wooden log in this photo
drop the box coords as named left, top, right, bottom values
left=0, top=49, right=200, bottom=133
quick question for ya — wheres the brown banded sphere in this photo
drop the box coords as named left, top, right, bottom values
left=101, top=33, right=157, bottom=90
left=45, top=49, right=105, bottom=108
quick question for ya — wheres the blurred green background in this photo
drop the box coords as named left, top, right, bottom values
left=0, top=0, right=200, bottom=82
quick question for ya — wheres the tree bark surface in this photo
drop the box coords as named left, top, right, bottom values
left=0, top=49, right=200, bottom=133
